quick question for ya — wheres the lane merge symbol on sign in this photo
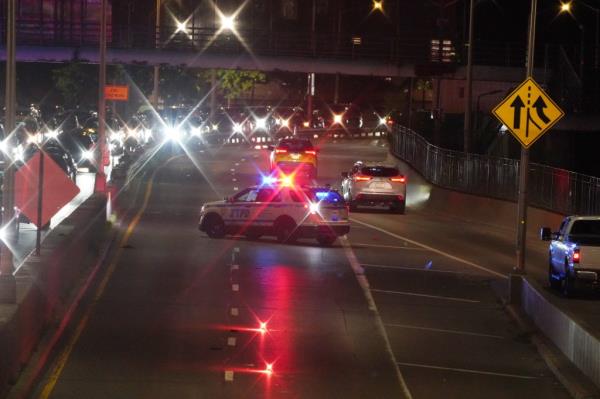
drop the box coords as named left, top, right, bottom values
left=492, top=77, right=564, bottom=148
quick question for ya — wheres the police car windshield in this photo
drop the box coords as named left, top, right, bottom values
left=361, top=166, right=399, bottom=177
left=278, top=140, right=313, bottom=152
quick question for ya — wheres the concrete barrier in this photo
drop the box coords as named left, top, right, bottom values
left=0, top=194, right=110, bottom=396
left=520, top=276, right=600, bottom=389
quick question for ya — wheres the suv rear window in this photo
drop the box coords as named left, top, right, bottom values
left=360, top=166, right=399, bottom=177
left=278, top=140, right=313, bottom=152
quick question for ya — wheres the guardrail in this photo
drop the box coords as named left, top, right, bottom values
left=390, top=125, right=600, bottom=215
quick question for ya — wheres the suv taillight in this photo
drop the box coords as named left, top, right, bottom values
left=390, top=176, right=406, bottom=183
left=573, top=249, right=581, bottom=263
left=304, top=150, right=316, bottom=155
left=275, top=149, right=288, bottom=154
left=355, top=175, right=371, bottom=182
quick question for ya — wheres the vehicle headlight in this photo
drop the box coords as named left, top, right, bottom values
left=233, top=123, right=243, bottom=134
left=46, top=129, right=60, bottom=139
left=165, top=126, right=182, bottom=141
left=82, top=150, right=94, bottom=160
left=379, top=117, right=387, bottom=126
left=255, top=118, right=267, bottom=130
left=309, top=202, right=320, bottom=214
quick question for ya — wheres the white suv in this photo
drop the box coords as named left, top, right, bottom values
left=341, top=162, right=407, bottom=213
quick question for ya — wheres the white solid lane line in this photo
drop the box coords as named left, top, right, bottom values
left=362, top=263, right=479, bottom=276
left=351, top=243, right=428, bottom=251
left=340, top=237, right=414, bottom=399
left=370, top=289, right=480, bottom=303
left=385, top=323, right=504, bottom=339
left=350, top=218, right=507, bottom=280
left=396, top=362, right=537, bottom=380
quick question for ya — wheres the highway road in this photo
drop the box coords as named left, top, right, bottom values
left=23, top=140, right=570, bottom=398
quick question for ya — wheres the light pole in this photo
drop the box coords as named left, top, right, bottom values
left=463, top=0, right=475, bottom=153
left=96, top=0, right=107, bottom=193
left=515, top=0, right=538, bottom=275
left=0, top=0, right=17, bottom=304
left=152, top=0, right=161, bottom=109
left=559, top=1, right=600, bottom=110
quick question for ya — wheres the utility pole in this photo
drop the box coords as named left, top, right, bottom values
left=515, top=0, right=538, bottom=275
left=96, top=0, right=107, bottom=193
left=152, top=0, right=161, bottom=109
left=463, top=0, right=475, bottom=153
left=0, top=0, right=17, bottom=304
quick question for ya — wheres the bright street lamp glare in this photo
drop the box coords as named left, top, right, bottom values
left=175, top=20, right=188, bottom=33
left=220, top=15, right=235, bottom=31
left=560, top=2, right=572, bottom=12
left=373, top=0, right=384, bottom=12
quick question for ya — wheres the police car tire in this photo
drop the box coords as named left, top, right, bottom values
left=349, top=201, right=358, bottom=212
left=317, top=235, right=336, bottom=246
left=205, top=215, right=226, bottom=239
left=392, top=201, right=405, bottom=214
left=275, top=217, right=296, bottom=243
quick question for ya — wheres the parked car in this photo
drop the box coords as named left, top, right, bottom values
left=541, top=216, right=600, bottom=296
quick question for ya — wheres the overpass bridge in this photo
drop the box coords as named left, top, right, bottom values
left=0, top=22, right=526, bottom=77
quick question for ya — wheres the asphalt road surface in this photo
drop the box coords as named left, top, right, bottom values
left=25, top=140, right=570, bottom=399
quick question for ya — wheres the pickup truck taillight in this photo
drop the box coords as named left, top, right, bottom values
left=573, top=249, right=581, bottom=263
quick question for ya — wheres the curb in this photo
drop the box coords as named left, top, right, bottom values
left=506, top=304, right=600, bottom=399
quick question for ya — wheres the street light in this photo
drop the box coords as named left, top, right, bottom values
left=372, top=1, right=384, bottom=12
left=559, top=1, right=599, bottom=71
left=558, top=2, right=591, bottom=84
left=175, top=20, right=188, bottom=34
left=220, top=14, right=236, bottom=31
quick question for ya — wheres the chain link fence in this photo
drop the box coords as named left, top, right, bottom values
left=390, top=126, right=600, bottom=215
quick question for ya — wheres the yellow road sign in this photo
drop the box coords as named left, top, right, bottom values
left=492, top=77, right=564, bottom=148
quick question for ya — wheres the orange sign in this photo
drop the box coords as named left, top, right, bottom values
left=105, top=85, right=129, bottom=101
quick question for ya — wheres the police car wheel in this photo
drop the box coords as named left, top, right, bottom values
left=205, top=215, right=226, bottom=239
left=275, top=218, right=296, bottom=243
left=317, top=235, right=336, bottom=246
left=349, top=201, right=358, bottom=212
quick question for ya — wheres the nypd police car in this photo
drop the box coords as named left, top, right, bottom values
left=198, top=181, right=350, bottom=246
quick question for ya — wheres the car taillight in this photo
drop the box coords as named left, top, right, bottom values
left=573, top=249, right=581, bottom=263
left=355, top=175, right=371, bottom=182
left=390, top=176, right=406, bottom=183
left=275, top=149, right=287, bottom=154
left=304, top=150, right=316, bottom=155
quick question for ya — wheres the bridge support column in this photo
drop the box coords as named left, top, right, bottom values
left=334, top=73, right=340, bottom=104
left=0, top=0, right=17, bottom=304
left=307, top=72, right=315, bottom=123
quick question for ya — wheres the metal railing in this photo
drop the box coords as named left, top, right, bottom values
left=390, top=126, right=600, bottom=215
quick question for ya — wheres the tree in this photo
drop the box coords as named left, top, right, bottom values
left=52, top=62, right=97, bottom=108
left=203, top=69, right=266, bottom=107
